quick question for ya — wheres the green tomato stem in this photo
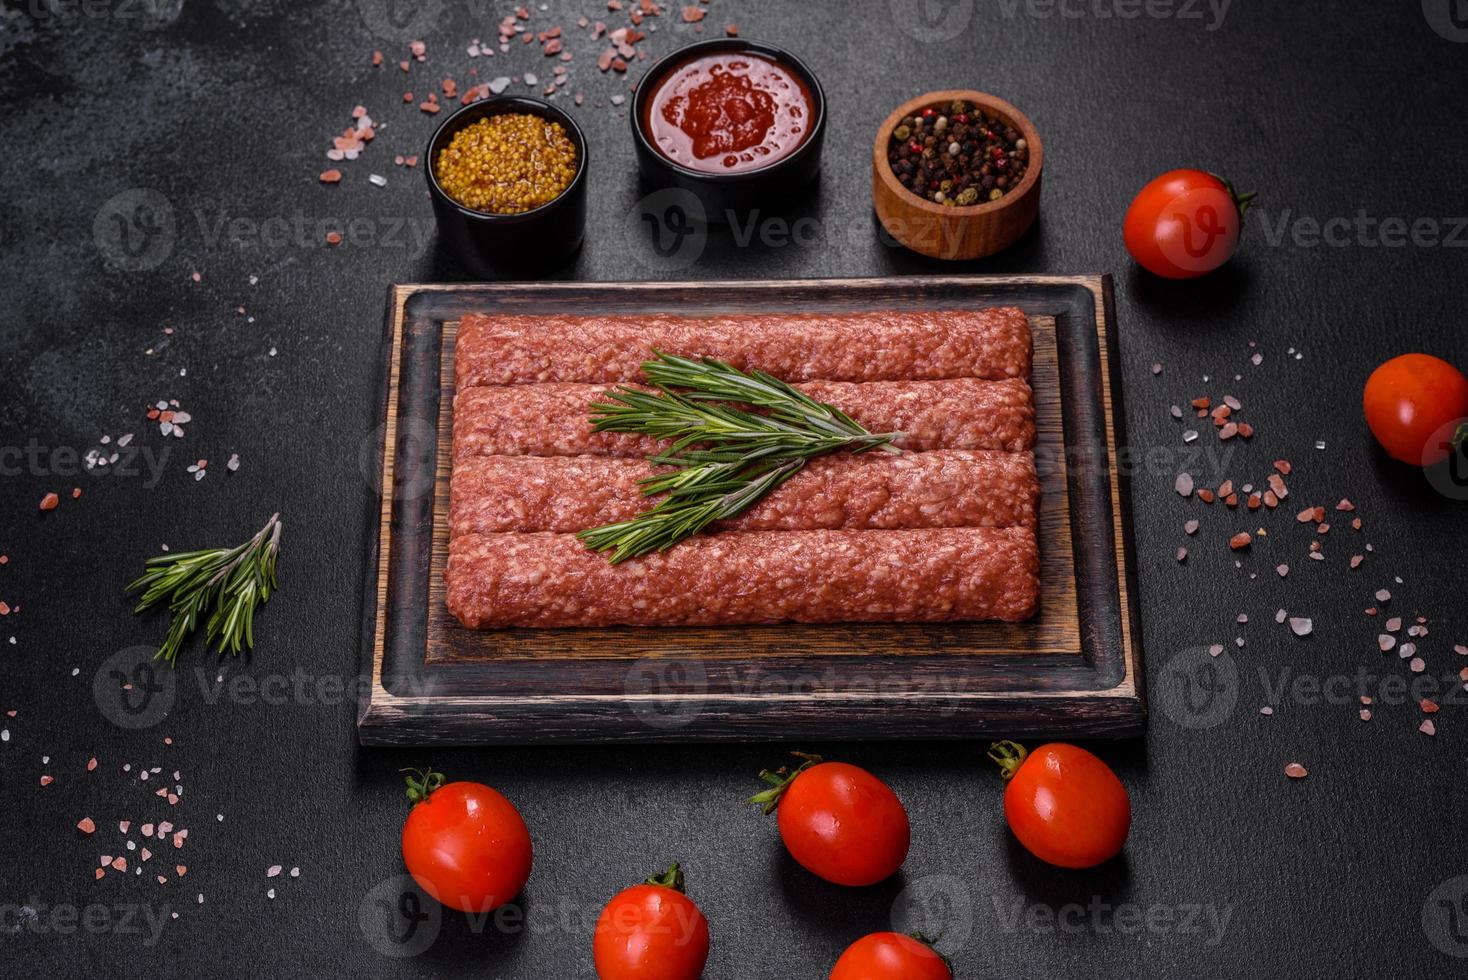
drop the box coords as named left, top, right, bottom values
left=987, top=741, right=1029, bottom=781
left=746, top=752, right=823, bottom=815
left=644, top=862, right=686, bottom=892
left=401, top=767, right=446, bottom=806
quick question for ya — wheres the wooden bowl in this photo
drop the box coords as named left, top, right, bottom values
left=872, top=90, right=1043, bottom=261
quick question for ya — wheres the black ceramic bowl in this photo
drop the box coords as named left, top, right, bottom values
left=631, top=39, right=826, bottom=222
left=425, top=96, right=588, bottom=276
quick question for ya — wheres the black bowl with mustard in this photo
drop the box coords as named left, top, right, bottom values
left=631, top=39, right=826, bottom=222
left=425, top=96, right=588, bottom=275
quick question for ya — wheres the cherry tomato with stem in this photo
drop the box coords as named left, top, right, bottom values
left=399, top=768, right=533, bottom=914
left=1363, top=353, right=1468, bottom=466
left=988, top=741, right=1130, bottom=869
left=593, top=862, right=710, bottom=980
left=749, top=752, right=910, bottom=886
left=830, top=932, right=952, bottom=980
left=1123, top=169, right=1255, bottom=279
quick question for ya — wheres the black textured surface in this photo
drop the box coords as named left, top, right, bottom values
left=3, top=2, right=1467, bottom=977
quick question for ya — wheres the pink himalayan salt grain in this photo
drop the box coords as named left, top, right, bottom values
left=1284, top=763, right=1308, bottom=779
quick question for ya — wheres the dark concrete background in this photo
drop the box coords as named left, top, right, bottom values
left=3, top=1, right=1467, bottom=976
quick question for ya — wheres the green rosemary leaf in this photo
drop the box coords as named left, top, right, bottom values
left=578, top=459, right=804, bottom=563
left=579, top=352, right=904, bottom=562
left=127, top=514, right=283, bottom=665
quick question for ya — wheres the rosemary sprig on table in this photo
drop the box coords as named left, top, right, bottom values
left=126, top=513, right=283, bottom=665
left=577, top=355, right=901, bottom=563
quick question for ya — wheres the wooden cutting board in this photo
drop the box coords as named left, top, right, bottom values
left=357, top=275, right=1144, bottom=744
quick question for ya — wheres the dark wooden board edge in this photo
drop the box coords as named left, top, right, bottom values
left=357, top=276, right=1145, bottom=744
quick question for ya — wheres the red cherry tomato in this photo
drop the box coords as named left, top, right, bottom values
left=399, top=769, right=532, bottom=914
left=593, top=863, right=710, bottom=980
left=1123, top=169, right=1254, bottom=279
left=830, top=932, right=951, bottom=980
left=989, top=741, right=1130, bottom=869
left=750, top=753, right=910, bottom=886
left=1363, top=353, right=1468, bottom=466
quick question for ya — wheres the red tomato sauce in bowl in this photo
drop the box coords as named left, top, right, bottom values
left=642, top=51, right=814, bottom=175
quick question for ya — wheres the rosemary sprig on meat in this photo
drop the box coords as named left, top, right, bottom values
left=126, top=513, right=283, bottom=665
left=577, top=355, right=900, bottom=563
left=590, top=353, right=901, bottom=460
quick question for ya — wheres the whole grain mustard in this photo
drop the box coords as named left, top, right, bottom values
left=435, top=114, right=577, bottom=214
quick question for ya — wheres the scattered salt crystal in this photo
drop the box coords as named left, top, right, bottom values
left=1284, top=763, right=1308, bottom=779
left=1420, top=719, right=1436, bottom=736
left=369, top=174, right=387, bottom=187
left=1175, top=473, right=1194, bottom=497
left=1289, top=617, right=1313, bottom=636
left=267, top=888, right=276, bottom=900
left=267, top=865, right=282, bottom=878
left=1259, top=706, right=1273, bottom=716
